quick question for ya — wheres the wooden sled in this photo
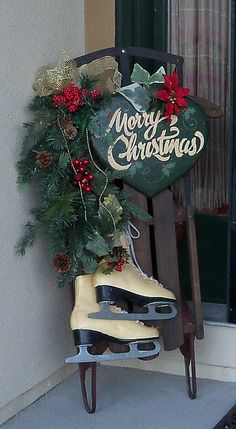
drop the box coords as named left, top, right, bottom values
left=73, top=46, right=205, bottom=413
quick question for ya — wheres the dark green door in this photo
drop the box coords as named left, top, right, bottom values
left=116, top=0, right=167, bottom=52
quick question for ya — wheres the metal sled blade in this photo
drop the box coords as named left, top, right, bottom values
left=88, top=301, right=177, bottom=321
left=66, top=339, right=161, bottom=363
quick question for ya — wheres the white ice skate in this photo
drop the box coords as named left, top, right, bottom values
left=66, top=274, right=161, bottom=364
left=88, top=262, right=177, bottom=321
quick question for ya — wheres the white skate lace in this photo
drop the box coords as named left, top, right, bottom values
left=126, top=222, right=165, bottom=289
left=125, top=222, right=142, bottom=270
left=135, top=269, right=165, bottom=288
left=112, top=305, right=144, bottom=326
left=112, top=305, right=128, bottom=314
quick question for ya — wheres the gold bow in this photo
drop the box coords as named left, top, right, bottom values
left=79, top=56, right=122, bottom=93
left=33, top=52, right=77, bottom=97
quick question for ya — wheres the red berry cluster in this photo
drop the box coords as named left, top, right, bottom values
left=53, top=84, right=100, bottom=113
left=115, top=257, right=125, bottom=272
left=71, top=158, right=94, bottom=192
left=90, top=89, right=100, bottom=99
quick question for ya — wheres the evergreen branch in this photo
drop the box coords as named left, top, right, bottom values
left=46, top=127, right=66, bottom=150
left=56, top=269, right=77, bottom=288
left=28, top=95, right=54, bottom=111
left=19, top=111, right=56, bottom=159
left=73, top=106, right=92, bottom=134
left=47, top=233, right=68, bottom=255
left=126, top=200, right=152, bottom=222
left=16, top=222, right=37, bottom=255
left=79, top=75, right=99, bottom=89
left=36, top=165, right=64, bottom=200
left=40, top=201, right=74, bottom=222
left=38, top=191, right=82, bottom=224
left=117, top=190, right=152, bottom=222
left=59, top=152, right=70, bottom=169
left=17, top=156, right=37, bottom=184
left=17, top=74, right=152, bottom=287
left=48, top=213, right=78, bottom=232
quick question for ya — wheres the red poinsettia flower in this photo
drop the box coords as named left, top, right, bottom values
left=155, top=72, right=189, bottom=119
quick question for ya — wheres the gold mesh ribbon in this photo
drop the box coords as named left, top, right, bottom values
left=33, top=52, right=77, bottom=97
left=79, top=56, right=122, bottom=93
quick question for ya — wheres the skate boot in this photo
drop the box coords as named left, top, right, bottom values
left=66, top=274, right=161, bottom=364
left=89, top=261, right=177, bottom=321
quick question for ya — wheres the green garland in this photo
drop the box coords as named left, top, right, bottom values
left=17, top=74, right=151, bottom=287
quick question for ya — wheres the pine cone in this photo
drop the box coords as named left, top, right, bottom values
left=36, top=151, right=53, bottom=168
left=64, top=124, right=78, bottom=140
left=52, top=253, right=72, bottom=274
left=60, top=117, right=78, bottom=140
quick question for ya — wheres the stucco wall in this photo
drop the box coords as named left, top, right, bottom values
left=0, top=0, right=84, bottom=412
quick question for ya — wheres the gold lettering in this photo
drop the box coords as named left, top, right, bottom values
left=135, top=112, right=145, bottom=128
left=195, top=131, right=205, bottom=153
left=144, top=111, right=166, bottom=140
left=107, top=135, right=132, bottom=170
left=106, top=108, right=205, bottom=169
left=175, top=139, right=184, bottom=158
left=127, top=115, right=137, bottom=131
left=189, top=137, right=197, bottom=156
left=123, top=134, right=137, bottom=162
left=138, top=142, right=146, bottom=160
left=146, top=141, right=154, bottom=158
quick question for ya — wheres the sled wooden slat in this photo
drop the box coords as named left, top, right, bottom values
left=152, top=189, right=184, bottom=350
left=186, top=203, right=204, bottom=339
left=124, top=185, right=153, bottom=277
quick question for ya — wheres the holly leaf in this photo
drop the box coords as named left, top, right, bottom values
left=131, top=63, right=150, bottom=84
left=128, top=161, right=143, bottom=177
left=86, top=233, right=110, bottom=257
left=99, top=194, right=123, bottom=225
left=131, top=64, right=166, bottom=87
left=80, top=254, right=99, bottom=273
left=162, top=162, right=175, bottom=177
left=118, top=83, right=150, bottom=112
left=102, top=131, right=114, bottom=146
left=163, top=167, right=170, bottom=177
left=147, top=66, right=166, bottom=85
left=184, top=106, right=195, bottom=121
left=88, top=117, right=103, bottom=138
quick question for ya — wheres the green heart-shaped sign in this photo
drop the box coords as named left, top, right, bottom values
left=90, top=94, right=208, bottom=197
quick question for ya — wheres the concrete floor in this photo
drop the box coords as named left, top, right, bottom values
left=1, top=366, right=236, bottom=429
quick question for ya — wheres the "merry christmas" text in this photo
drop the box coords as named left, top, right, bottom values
left=107, top=108, right=205, bottom=170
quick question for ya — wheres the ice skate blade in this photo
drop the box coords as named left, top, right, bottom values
left=66, top=340, right=161, bottom=363
left=88, top=301, right=177, bottom=321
